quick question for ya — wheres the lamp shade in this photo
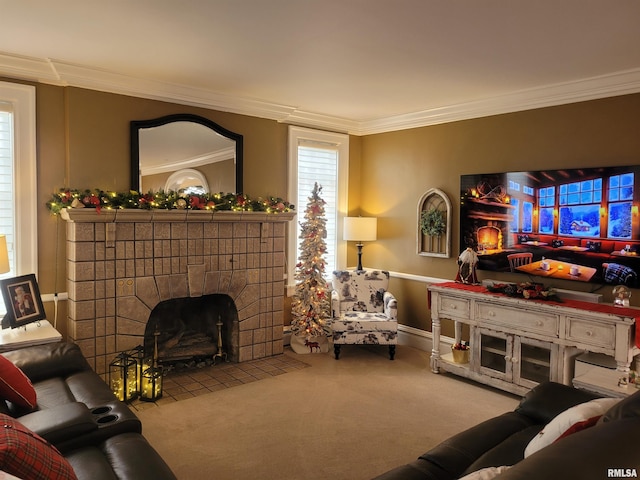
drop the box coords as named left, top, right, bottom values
left=0, top=236, right=9, bottom=274
left=344, top=217, right=377, bottom=242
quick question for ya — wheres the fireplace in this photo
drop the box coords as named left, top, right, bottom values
left=460, top=197, right=513, bottom=252
left=144, top=294, right=238, bottom=364
left=62, top=209, right=295, bottom=377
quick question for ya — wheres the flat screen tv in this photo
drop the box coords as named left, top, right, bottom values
left=460, top=165, right=640, bottom=287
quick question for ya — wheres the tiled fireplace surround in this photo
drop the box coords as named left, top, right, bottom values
left=62, top=209, right=295, bottom=378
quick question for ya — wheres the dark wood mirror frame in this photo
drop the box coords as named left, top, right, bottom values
left=130, top=113, right=243, bottom=193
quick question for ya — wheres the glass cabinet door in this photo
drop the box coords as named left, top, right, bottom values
left=513, top=337, right=557, bottom=388
left=477, top=328, right=513, bottom=381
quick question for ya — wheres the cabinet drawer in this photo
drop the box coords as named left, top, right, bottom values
left=438, top=295, right=470, bottom=318
left=566, top=317, right=615, bottom=349
left=476, top=303, right=558, bottom=336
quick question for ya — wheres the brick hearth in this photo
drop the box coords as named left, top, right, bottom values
left=62, top=209, right=294, bottom=377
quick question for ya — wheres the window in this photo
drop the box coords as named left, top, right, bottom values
left=558, top=178, right=603, bottom=237
left=287, top=126, right=348, bottom=292
left=522, top=201, right=533, bottom=233
left=607, top=173, right=634, bottom=239
left=509, top=198, right=519, bottom=232
left=0, top=82, right=37, bottom=284
left=538, top=186, right=555, bottom=234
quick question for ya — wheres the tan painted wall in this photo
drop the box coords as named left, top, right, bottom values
left=359, top=94, right=640, bottom=331
left=5, top=75, right=640, bottom=338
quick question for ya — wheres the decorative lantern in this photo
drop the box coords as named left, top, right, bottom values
left=140, top=365, right=164, bottom=401
left=127, top=345, right=153, bottom=390
left=109, top=352, right=138, bottom=402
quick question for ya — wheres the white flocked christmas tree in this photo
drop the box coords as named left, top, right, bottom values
left=290, top=182, right=331, bottom=346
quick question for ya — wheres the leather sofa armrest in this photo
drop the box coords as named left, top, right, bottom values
left=515, top=381, right=600, bottom=424
left=18, top=402, right=97, bottom=446
left=2, top=342, right=91, bottom=382
left=101, top=432, right=177, bottom=480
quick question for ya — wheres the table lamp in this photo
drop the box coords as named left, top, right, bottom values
left=344, top=217, right=377, bottom=271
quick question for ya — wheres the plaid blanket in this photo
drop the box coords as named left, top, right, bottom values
left=604, top=262, right=637, bottom=287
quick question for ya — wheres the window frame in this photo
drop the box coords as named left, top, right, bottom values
left=287, top=125, right=349, bottom=294
left=0, top=81, right=38, bottom=277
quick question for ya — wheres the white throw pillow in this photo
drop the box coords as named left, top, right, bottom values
left=524, top=397, right=620, bottom=457
left=459, top=466, right=511, bottom=480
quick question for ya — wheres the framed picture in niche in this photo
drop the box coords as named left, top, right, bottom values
left=1, top=274, right=45, bottom=329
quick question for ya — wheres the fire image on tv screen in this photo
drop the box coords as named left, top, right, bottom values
left=460, top=165, right=640, bottom=287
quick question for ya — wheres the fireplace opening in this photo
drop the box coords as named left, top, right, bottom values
left=477, top=225, right=502, bottom=251
left=143, top=294, right=239, bottom=366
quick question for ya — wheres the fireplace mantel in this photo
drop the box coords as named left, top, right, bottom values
left=62, top=208, right=295, bottom=377
left=61, top=208, right=295, bottom=223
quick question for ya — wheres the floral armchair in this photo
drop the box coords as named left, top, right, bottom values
left=330, top=270, right=398, bottom=360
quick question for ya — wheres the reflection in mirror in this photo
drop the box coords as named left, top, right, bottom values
left=165, top=168, right=210, bottom=194
left=130, top=114, right=243, bottom=194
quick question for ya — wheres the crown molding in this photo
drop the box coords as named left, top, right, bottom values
left=356, top=68, right=640, bottom=135
left=0, top=52, right=61, bottom=84
left=1, top=51, right=640, bottom=136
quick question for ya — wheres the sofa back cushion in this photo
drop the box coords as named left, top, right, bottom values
left=1, top=343, right=91, bottom=383
left=558, top=236, right=580, bottom=247
left=515, top=382, right=599, bottom=424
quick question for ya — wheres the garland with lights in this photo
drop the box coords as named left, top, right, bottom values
left=290, top=182, right=331, bottom=338
left=46, top=189, right=294, bottom=215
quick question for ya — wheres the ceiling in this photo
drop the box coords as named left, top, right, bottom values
left=2, top=0, right=640, bottom=135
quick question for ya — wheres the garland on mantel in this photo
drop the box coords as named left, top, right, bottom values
left=46, top=189, right=295, bottom=215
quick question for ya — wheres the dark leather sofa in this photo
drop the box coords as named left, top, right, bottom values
left=372, top=382, right=640, bottom=480
left=1, top=342, right=176, bottom=480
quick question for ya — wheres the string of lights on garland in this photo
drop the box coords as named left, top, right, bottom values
left=46, top=189, right=294, bottom=215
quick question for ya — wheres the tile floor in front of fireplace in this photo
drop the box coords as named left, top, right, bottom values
left=129, top=352, right=310, bottom=411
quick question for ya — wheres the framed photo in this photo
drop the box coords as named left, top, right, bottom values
left=1, top=274, right=45, bottom=329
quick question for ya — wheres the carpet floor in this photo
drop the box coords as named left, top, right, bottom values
left=137, top=344, right=520, bottom=480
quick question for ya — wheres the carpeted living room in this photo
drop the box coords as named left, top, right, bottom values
left=1, top=2, right=640, bottom=480
left=133, top=346, right=520, bottom=480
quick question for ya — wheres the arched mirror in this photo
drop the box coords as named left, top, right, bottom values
left=130, top=114, right=243, bottom=194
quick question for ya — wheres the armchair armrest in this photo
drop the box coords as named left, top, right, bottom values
left=383, top=291, right=398, bottom=320
left=331, top=289, right=341, bottom=318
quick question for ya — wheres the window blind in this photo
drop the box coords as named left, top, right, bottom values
left=0, top=109, right=14, bottom=269
left=297, top=144, right=338, bottom=278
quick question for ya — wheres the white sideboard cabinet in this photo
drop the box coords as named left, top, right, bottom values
left=428, top=282, right=639, bottom=396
